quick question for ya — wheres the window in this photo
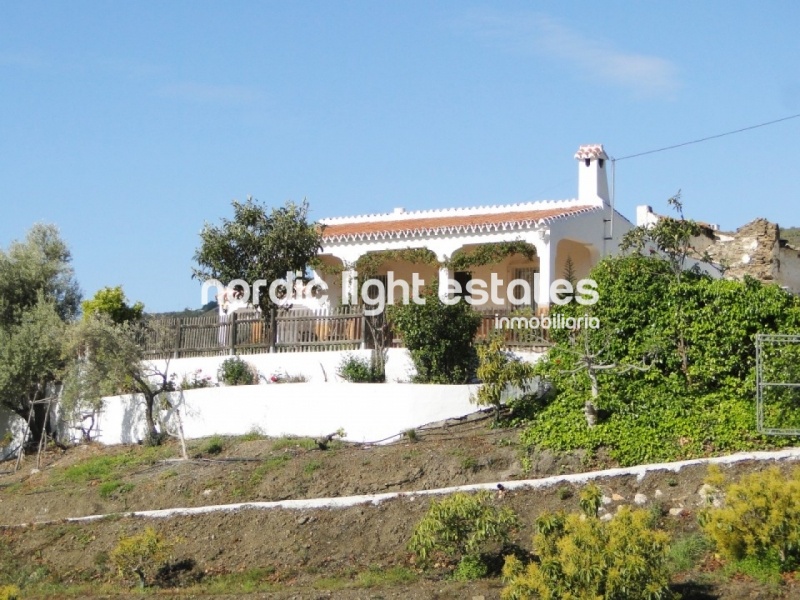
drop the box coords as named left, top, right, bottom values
left=512, top=267, right=537, bottom=309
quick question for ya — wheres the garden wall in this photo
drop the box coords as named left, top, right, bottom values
left=145, top=347, right=544, bottom=386
left=92, top=382, right=481, bottom=446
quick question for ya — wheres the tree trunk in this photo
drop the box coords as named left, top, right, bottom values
left=12, top=401, right=54, bottom=449
left=143, top=392, right=161, bottom=445
left=585, top=370, right=599, bottom=428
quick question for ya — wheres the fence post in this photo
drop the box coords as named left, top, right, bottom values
left=173, top=319, right=182, bottom=359
left=269, top=307, right=277, bottom=353
left=229, top=312, right=238, bottom=355
left=360, top=310, right=367, bottom=350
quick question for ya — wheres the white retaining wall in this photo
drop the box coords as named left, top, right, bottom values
left=0, top=348, right=545, bottom=451
left=93, top=383, right=481, bottom=446
left=146, top=347, right=544, bottom=387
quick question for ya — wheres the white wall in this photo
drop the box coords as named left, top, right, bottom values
left=1, top=349, right=545, bottom=451
left=150, top=347, right=545, bottom=387
left=0, top=405, right=26, bottom=461
left=150, top=348, right=417, bottom=386
left=92, top=383, right=483, bottom=446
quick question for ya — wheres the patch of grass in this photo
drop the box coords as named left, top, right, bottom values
left=59, top=446, right=170, bottom=484
left=303, top=459, right=323, bottom=475
left=250, top=455, right=291, bottom=485
left=204, top=435, right=226, bottom=456
left=312, top=576, right=350, bottom=591
left=197, top=567, right=278, bottom=594
left=668, top=533, right=713, bottom=574
left=98, top=480, right=134, bottom=499
left=557, top=486, right=573, bottom=501
left=461, top=456, right=478, bottom=471
left=240, top=428, right=266, bottom=442
left=356, top=566, right=417, bottom=588
left=723, top=556, right=784, bottom=586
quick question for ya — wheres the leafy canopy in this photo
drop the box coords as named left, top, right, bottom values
left=82, top=286, right=144, bottom=324
left=193, top=197, right=323, bottom=311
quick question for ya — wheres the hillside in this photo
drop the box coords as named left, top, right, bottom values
left=782, top=226, right=800, bottom=248
left=2, top=422, right=800, bottom=598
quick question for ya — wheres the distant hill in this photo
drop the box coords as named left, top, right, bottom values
left=782, top=226, right=800, bottom=248
left=150, top=301, right=218, bottom=319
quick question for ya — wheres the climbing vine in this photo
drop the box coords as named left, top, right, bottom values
left=354, top=248, right=439, bottom=277
left=448, top=241, right=537, bottom=271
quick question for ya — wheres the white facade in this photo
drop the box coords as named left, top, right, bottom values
left=314, top=144, right=633, bottom=312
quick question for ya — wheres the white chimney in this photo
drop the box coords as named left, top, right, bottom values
left=574, top=144, right=610, bottom=207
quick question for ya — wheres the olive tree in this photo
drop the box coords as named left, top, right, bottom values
left=62, top=315, right=175, bottom=445
left=0, top=224, right=80, bottom=446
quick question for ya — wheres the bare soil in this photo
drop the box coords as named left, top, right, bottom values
left=1, top=417, right=799, bottom=599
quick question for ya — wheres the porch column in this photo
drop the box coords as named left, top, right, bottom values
left=535, top=235, right=555, bottom=314
left=342, top=268, right=358, bottom=306
left=437, top=265, right=452, bottom=301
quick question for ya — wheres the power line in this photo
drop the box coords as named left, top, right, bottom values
left=613, top=112, right=800, bottom=162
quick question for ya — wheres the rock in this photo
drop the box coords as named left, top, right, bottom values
left=600, top=513, right=613, bottom=521
left=30, top=468, right=40, bottom=475
left=472, top=596, right=486, bottom=600
left=669, top=507, right=685, bottom=517
left=297, top=515, right=310, bottom=525
left=611, top=493, right=624, bottom=501
left=634, top=493, right=648, bottom=505
left=601, top=495, right=612, bottom=505
left=202, top=488, right=213, bottom=496
left=654, top=489, right=663, bottom=498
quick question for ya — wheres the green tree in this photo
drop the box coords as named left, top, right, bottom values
left=192, top=197, right=323, bottom=311
left=0, top=224, right=81, bottom=446
left=62, top=315, right=176, bottom=445
left=82, top=286, right=144, bottom=324
left=388, top=284, right=482, bottom=384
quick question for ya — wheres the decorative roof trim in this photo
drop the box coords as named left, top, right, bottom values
left=319, top=198, right=586, bottom=226
left=322, top=205, right=600, bottom=244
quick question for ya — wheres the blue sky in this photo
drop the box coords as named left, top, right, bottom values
left=2, top=2, right=799, bottom=312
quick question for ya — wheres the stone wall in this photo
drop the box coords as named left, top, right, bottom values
left=687, top=218, right=800, bottom=294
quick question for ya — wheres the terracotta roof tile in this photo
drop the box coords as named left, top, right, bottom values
left=322, top=205, right=597, bottom=242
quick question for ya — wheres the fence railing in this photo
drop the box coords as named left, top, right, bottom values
left=142, top=306, right=551, bottom=359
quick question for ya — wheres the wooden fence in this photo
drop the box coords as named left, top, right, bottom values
left=142, top=306, right=551, bottom=359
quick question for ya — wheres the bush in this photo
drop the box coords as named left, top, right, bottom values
left=700, top=466, right=800, bottom=572
left=110, top=527, right=173, bottom=588
left=502, top=505, right=673, bottom=600
left=0, top=585, right=20, bottom=600
left=217, top=357, right=258, bottom=386
left=408, top=491, right=519, bottom=576
left=179, top=369, right=215, bottom=390
left=388, top=285, right=481, bottom=384
left=337, top=353, right=384, bottom=383
left=474, top=335, right=536, bottom=419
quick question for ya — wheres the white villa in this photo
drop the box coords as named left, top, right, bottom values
left=313, top=144, right=634, bottom=313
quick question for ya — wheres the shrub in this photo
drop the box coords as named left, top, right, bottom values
left=217, top=357, right=258, bottom=386
left=203, top=435, right=225, bottom=455
left=0, top=585, right=19, bottom=600
left=408, top=491, right=519, bottom=576
left=110, top=527, right=173, bottom=588
left=502, top=506, right=673, bottom=600
left=474, top=335, right=536, bottom=419
left=267, top=370, right=309, bottom=383
left=337, top=353, right=383, bottom=383
left=700, top=466, right=800, bottom=572
left=388, top=285, right=481, bottom=384
left=179, top=369, right=215, bottom=390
